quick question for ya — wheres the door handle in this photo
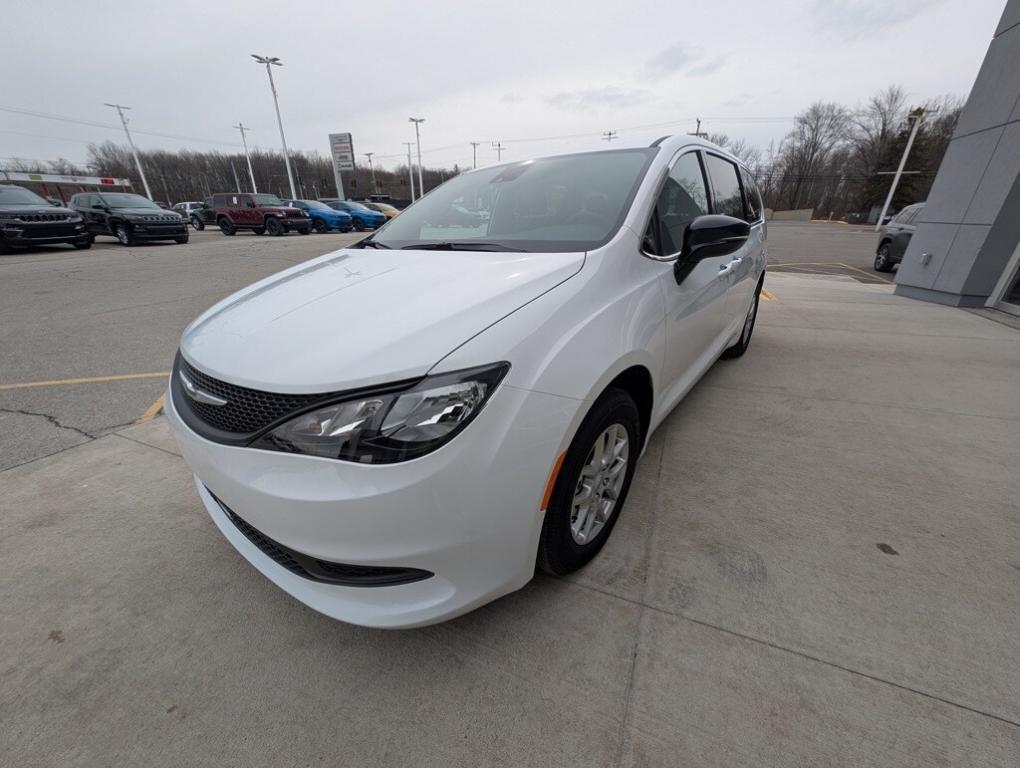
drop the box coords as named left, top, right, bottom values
left=718, top=263, right=734, bottom=278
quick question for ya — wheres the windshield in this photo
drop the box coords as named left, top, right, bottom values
left=301, top=200, right=332, bottom=211
left=254, top=194, right=284, bottom=206
left=0, top=186, right=49, bottom=206
left=344, top=201, right=371, bottom=211
left=373, top=148, right=656, bottom=252
left=98, top=193, right=160, bottom=209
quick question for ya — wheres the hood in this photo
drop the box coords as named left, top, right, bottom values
left=181, top=247, right=585, bottom=393
left=0, top=204, right=77, bottom=216
left=110, top=207, right=180, bottom=217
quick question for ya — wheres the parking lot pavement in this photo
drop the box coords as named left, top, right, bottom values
left=0, top=229, right=363, bottom=470
left=3, top=273, right=1018, bottom=766
left=766, top=221, right=893, bottom=284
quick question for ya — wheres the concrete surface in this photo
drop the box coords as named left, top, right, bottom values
left=765, top=221, right=893, bottom=285
left=2, top=273, right=1018, bottom=766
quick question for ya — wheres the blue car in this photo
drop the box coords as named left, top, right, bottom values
left=283, top=199, right=353, bottom=233
left=319, top=199, right=387, bottom=231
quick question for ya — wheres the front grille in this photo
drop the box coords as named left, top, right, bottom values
left=16, top=212, right=74, bottom=222
left=177, top=356, right=340, bottom=435
left=137, top=214, right=181, bottom=222
left=208, top=490, right=432, bottom=587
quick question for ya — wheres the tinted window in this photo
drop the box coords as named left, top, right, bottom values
left=704, top=154, right=746, bottom=220
left=374, top=148, right=656, bottom=252
left=96, top=193, right=160, bottom=209
left=648, top=152, right=709, bottom=256
left=741, top=168, right=763, bottom=222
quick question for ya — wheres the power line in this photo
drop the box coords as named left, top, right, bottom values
left=602, top=130, right=618, bottom=142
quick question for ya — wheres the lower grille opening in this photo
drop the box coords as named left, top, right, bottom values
left=208, top=490, right=433, bottom=588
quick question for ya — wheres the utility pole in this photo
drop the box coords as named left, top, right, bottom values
left=251, top=54, right=297, bottom=200
left=363, top=152, right=378, bottom=193
left=409, top=117, right=425, bottom=198
left=602, top=130, right=618, bottom=142
left=233, top=122, right=257, bottom=193
left=104, top=103, right=152, bottom=199
left=230, top=160, right=242, bottom=192
left=876, top=107, right=927, bottom=232
left=470, top=141, right=480, bottom=169
left=492, top=142, right=506, bottom=161
left=403, top=142, right=416, bottom=201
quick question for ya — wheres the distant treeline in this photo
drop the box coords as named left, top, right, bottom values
left=7, top=84, right=962, bottom=217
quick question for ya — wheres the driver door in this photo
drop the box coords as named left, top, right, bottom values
left=648, top=150, right=731, bottom=405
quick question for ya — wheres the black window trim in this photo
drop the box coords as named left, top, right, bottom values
left=639, top=147, right=712, bottom=262
left=702, top=150, right=762, bottom=225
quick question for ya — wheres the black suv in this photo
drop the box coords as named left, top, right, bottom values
left=0, top=185, right=90, bottom=254
left=69, top=192, right=189, bottom=246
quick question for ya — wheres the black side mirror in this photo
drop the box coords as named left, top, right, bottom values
left=50, top=200, right=62, bottom=207
left=674, top=215, right=750, bottom=284
left=92, top=204, right=106, bottom=211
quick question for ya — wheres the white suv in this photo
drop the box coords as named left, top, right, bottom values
left=167, top=137, right=767, bottom=627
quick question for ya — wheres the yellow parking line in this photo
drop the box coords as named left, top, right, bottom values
left=760, top=289, right=775, bottom=301
left=0, top=371, right=169, bottom=392
left=135, top=394, right=165, bottom=425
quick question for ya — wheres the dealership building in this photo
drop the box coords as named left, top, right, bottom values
left=896, top=0, right=1020, bottom=317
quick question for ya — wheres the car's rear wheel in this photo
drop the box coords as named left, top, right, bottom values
left=190, top=216, right=205, bottom=231
left=313, top=218, right=329, bottom=233
left=537, top=388, right=640, bottom=576
left=218, top=217, right=236, bottom=236
left=722, top=281, right=762, bottom=360
left=874, top=243, right=893, bottom=272
left=114, top=223, right=136, bottom=246
left=353, top=217, right=366, bottom=232
left=266, top=217, right=284, bottom=236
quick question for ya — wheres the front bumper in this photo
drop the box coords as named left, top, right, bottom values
left=165, top=378, right=577, bottom=628
left=130, top=223, right=188, bottom=240
left=1, top=221, right=88, bottom=246
left=282, top=218, right=311, bottom=233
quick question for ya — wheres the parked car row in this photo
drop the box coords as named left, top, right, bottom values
left=0, top=184, right=91, bottom=253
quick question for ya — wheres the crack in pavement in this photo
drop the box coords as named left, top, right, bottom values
left=0, top=407, right=95, bottom=440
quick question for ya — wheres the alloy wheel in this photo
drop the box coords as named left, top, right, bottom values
left=570, top=423, right=629, bottom=545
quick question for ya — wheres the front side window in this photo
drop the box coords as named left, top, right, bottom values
left=647, top=152, right=710, bottom=256
left=704, top=154, right=746, bottom=221
left=741, top=168, right=763, bottom=222
left=372, top=148, right=656, bottom=252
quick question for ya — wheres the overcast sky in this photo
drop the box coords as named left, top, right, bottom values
left=2, top=0, right=1007, bottom=173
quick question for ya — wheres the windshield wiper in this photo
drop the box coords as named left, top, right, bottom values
left=399, top=241, right=527, bottom=252
left=355, top=238, right=391, bottom=249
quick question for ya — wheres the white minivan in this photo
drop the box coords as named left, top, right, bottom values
left=167, top=137, right=767, bottom=627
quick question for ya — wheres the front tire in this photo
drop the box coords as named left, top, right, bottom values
left=874, top=243, right=893, bottom=272
left=114, top=223, right=136, bottom=246
left=218, top=217, right=236, bottom=236
left=537, top=388, right=640, bottom=576
left=353, top=217, right=366, bottom=232
left=190, top=216, right=205, bottom=231
left=313, top=218, right=329, bottom=233
left=265, top=216, right=284, bottom=236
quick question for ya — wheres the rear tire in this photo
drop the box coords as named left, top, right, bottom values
left=537, top=388, right=640, bottom=576
left=266, top=217, right=284, bottom=236
left=874, top=243, right=893, bottom=272
left=722, top=281, right=762, bottom=360
left=353, top=218, right=366, bottom=232
left=190, top=216, right=205, bottom=231
left=218, top=217, right=236, bottom=236
left=313, top=218, right=329, bottom=233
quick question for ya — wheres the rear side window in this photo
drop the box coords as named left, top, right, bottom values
left=650, top=152, right=710, bottom=256
left=704, top=154, right=746, bottom=221
left=741, top=168, right=763, bottom=222
left=212, top=194, right=227, bottom=207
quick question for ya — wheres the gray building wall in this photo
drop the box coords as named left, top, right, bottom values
left=896, top=0, right=1020, bottom=307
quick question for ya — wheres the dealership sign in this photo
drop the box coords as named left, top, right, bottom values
left=329, top=133, right=355, bottom=172
left=0, top=171, right=131, bottom=186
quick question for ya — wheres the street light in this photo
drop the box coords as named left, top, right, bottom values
left=409, top=117, right=425, bottom=198
left=104, top=103, right=153, bottom=200
left=363, top=152, right=378, bottom=193
left=251, top=54, right=297, bottom=200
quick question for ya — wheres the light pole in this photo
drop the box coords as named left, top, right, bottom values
left=233, top=121, right=258, bottom=193
left=409, top=117, right=425, bottom=198
left=104, top=103, right=153, bottom=199
left=251, top=54, right=297, bottom=200
left=875, top=107, right=928, bottom=232
left=470, top=141, right=480, bottom=169
left=364, top=152, right=378, bottom=193
left=403, top=142, right=416, bottom=201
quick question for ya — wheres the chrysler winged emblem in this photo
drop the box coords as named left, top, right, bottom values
left=179, top=371, right=228, bottom=407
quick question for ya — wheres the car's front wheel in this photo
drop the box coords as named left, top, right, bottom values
left=218, top=217, right=236, bottom=236
left=190, top=216, right=205, bottom=231
left=313, top=218, right=329, bottom=233
left=352, top=217, right=366, bottom=232
left=266, top=216, right=284, bottom=236
left=874, top=243, right=893, bottom=272
left=537, top=388, right=640, bottom=576
left=114, top=223, right=136, bottom=246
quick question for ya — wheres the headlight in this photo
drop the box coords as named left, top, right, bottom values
left=252, top=362, right=509, bottom=463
